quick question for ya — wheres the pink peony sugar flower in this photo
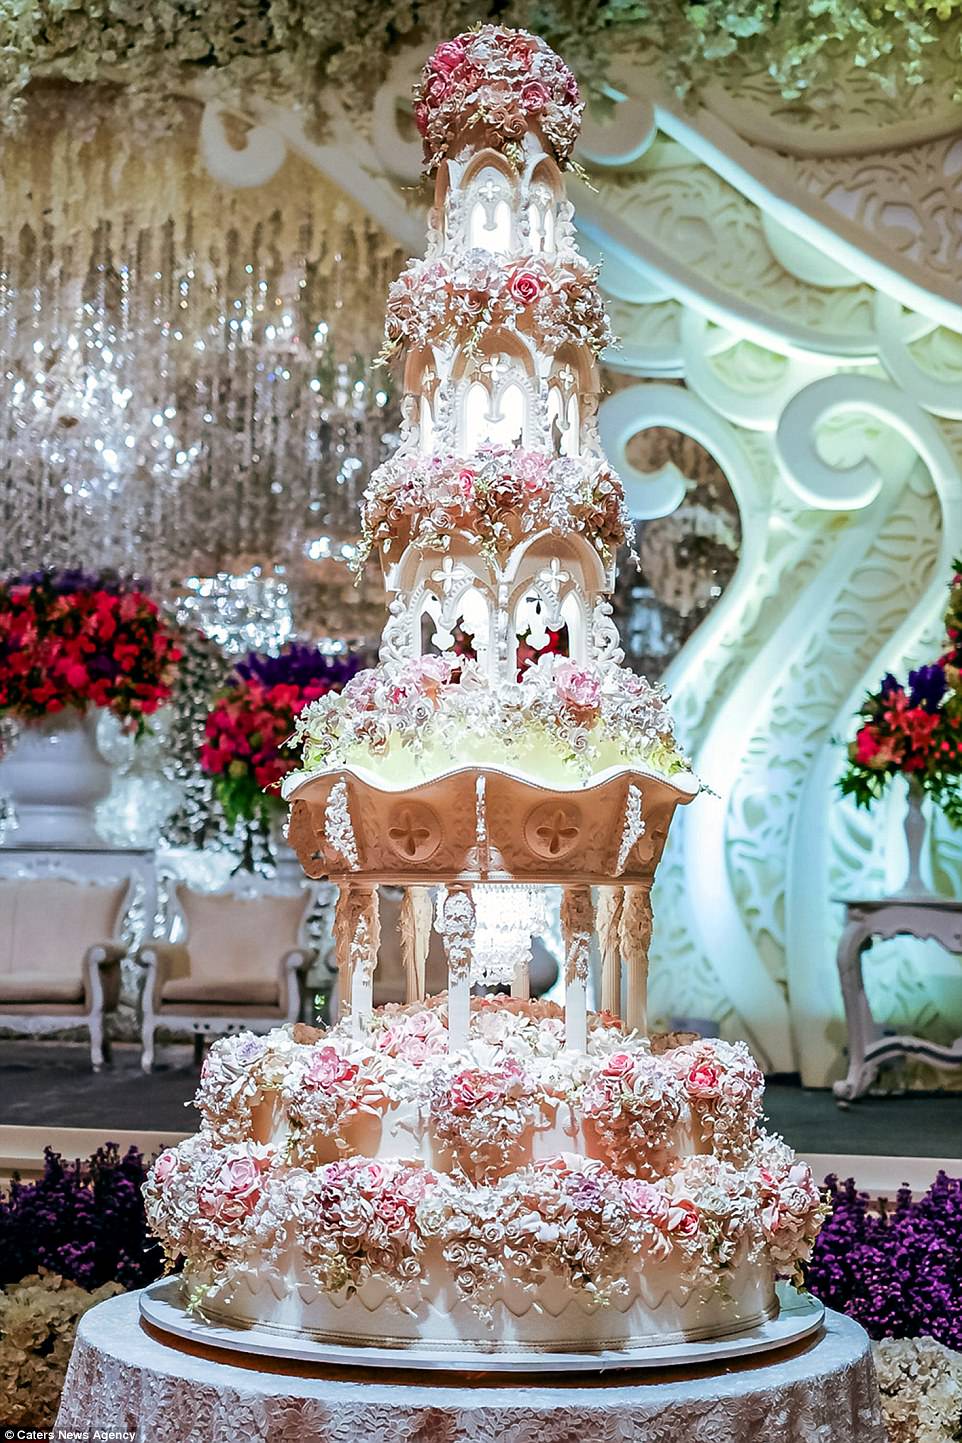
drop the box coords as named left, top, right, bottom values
left=520, top=80, right=551, bottom=111
left=553, top=660, right=602, bottom=718
left=667, top=1196, right=700, bottom=1237
left=305, top=1044, right=359, bottom=1091
left=431, top=39, right=467, bottom=75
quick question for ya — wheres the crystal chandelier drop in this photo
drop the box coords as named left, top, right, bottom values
left=466, top=884, right=548, bottom=989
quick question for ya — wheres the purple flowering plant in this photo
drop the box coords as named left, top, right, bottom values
left=804, top=1172, right=962, bottom=1350
left=0, top=1143, right=163, bottom=1291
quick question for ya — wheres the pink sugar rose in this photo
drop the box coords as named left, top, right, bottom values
left=378, top=1009, right=446, bottom=1067
left=413, top=100, right=430, bottom=137
left=667, top=1197, right=700, bottom=1237
left=353, top=1161, right=386, bottom=1194
left=306, top=1044, right=359, bottom=1091
left=507, top=268, right=547, bottom=306
left=602, top=1051, right=635, bottom=1079
left=153, top=1150, right=177, bottom=1185
left=520, top=80, right=551, bottom=112
left=687, top=1061, right=720, bottom=1099
left=431, top=39, right=467, bottom=76
left=201, top=1150, right=269, bottom=1223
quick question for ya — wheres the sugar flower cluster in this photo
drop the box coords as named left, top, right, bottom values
left=382, top=251, right=610, bottom=362
left=358, top=447, right=629, bottom=568
left=414, top=26, right=584, bottom=173
left=291, top=652, right=689, bottom=782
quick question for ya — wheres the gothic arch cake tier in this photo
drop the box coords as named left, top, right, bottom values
left=144, top=25, right=827, bottom=1364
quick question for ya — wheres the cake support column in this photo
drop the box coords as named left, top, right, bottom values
left=334, top=883, right=380, bottom=1036
left=400, top=886, right=433, bottom=1004
left=597, top=885, right=624, bottom=1018
left=441, top=884, right=475, bottom=1049
left=561, top=885, right=594, bottom=1052
left=621, top=885, right=653, bottom=1035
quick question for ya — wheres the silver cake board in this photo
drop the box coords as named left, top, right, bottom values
left=140, top=1277, right=824, bottom=1375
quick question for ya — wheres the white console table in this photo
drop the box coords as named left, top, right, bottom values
left=833, top=894, right=962, bottom=1101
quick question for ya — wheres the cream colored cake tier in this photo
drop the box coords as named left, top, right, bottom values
left=145, top=1000, right=826, bottom=1355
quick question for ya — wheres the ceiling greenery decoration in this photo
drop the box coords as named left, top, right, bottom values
left=0, top=1, right=958, bottom=134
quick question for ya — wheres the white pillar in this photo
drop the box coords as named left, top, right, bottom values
left=597, top=885, right=624, bottom=1019
left=561, top=885, right=594, bottom=1053
left=400, top=886, right=433, bottom=1003
left=334, top=883, right=380, bottom=1036
left=621, top=885, right=653, bottom=1036
left=441, top=884, right=475, bottom=1049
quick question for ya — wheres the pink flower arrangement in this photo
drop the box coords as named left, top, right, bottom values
left=294, top=1157, right=436, bottom=1297
left=582, top=1050, right=682, bottom=1176
left=377, top=1008, right=447, bottom=1067
left=414, top=26, right=584, bottom=173
left=358, top=447, right=629, bottom=569
left=287, top=1040, right=385, bottom=1146
left=672, top=1039, right=765, bottom=1164
left=756, top=1141, right=827, bottom=1279
left=430, top=1057, right=539, bottom=1174
left=143, top=1137, right=275, bottom=1277
left=380, top=251, right=610, bottom=363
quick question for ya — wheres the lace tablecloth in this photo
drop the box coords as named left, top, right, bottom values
left=56, top=1289, right=886, bottom=1443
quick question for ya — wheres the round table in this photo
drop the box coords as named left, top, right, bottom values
left=56, top=1289, right=886, bottom=1443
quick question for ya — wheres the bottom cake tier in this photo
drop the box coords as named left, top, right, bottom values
left=144, top=999, right=827, bottom=1358
left=193, top=1247, right=777, bottom=1354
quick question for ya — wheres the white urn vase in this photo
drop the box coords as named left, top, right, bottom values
left=0, top=709, right=113, bottom=847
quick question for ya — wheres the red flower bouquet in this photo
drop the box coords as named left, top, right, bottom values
left=200, top=646, right=361, bottom=828
left=0, top=569, right=181, bottom=730
left=839, top=664, right=962, bottom=827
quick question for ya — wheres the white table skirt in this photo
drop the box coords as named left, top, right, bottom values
left=56, top=1288, right=886, bottom=1443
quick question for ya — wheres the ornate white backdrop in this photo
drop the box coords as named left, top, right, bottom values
left=195, top=57, right=962, bottom=1085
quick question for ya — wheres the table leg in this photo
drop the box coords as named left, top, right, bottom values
left=833, top=917, right=883, bottom=1102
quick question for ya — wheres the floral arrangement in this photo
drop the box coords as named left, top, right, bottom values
left=279, top=1158, right=435, bottom=1298
left=0, top=1272, right=123, bottom=1428
left=200, top=644, right=361, bottom=827
left=429, top=1057, right=539, bottom=1173
left=413, top=25, right=584, bottom=172
left=839, top=664, right=962, bottom=827
left=292, top=651, right=689, bottom=782
left=285, top=1041, right=387, bottom=1150
left=159, top=627, right=236, bottom=851
left=0, top=1143, right=163, bottom=1291
left=672, top=1038, right=766, bottom=1165
left=873, top=1335, right=962, bottom=1443
left=0, top=569, right=180, bottom=730
left=381, top=251, right=610, bottom=362
left=358, top=447, right=630, bottom=568
left=804, top=1172, right=962, bottom=1351
left=582, top=1050, right=682, bottom=1176
left=0, top=5, right=956, bottom=143
left=755, top=1134, right=828, bottom=1284
left=144, top=1136, right=274, bottom=1280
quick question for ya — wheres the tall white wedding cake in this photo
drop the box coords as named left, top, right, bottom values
left=145, top=26, right=826, bottom=1361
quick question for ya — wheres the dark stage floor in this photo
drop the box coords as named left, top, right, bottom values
left=0, top=1039, right=960, bottom=1161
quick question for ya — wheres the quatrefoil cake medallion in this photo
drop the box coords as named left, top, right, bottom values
left=523, top=799, right=582, bottom=861
left=385, top=801, right=442, bottom=863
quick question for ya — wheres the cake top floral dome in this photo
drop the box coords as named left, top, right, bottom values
left=413, top=25, right=584, bottom=173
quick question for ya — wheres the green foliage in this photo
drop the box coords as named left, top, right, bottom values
left=0, top=0, right=957, bottom=133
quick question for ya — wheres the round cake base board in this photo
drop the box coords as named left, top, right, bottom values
left=140, top=1278, right=824, bottom=1375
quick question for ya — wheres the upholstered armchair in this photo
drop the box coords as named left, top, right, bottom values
left=137, top=881, right=315, bottom=1071
left=0, top=875, right=129, bottom=1069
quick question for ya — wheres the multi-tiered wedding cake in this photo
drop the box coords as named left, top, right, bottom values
left=145, top=26, right=825, bottom=1362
